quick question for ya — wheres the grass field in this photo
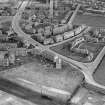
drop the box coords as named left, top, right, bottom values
left=93, top=55, right=105, bottom=86
left=73, top=14, right=105, bottom=28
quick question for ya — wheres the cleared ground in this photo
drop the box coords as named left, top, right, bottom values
left=0, top=54, right=84, bottom=99
left=73, top=14, right=105, bottom=28
left=93, top=55, right=105, bottom=86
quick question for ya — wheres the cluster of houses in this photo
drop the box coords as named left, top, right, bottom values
left=0, top=51, right=15, bottom=66
left=84, top=28, right=105, bottom=43
left=92, top=0, right=105, bottom=10
left=68, top=27, right=105, bottom=61
left=0, top=45, right=38, bottom=67
left=0, top=28, right=37, bottom=67
left=32, top=24, right=87, bottom=45
left=21, top=3, right=77, bottom=45
left=23, top=20, right=87, bottom=45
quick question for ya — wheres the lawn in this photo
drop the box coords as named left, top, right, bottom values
left=0, top=54, right=84, bottom=100
left=73, top=14, right=105, bottom=28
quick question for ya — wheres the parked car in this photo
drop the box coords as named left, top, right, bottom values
left=74, top=24, right=86, bottom=35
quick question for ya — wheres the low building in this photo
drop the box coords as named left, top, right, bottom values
left=71, top=37, right=85, bottom=48
left=0, top=35, right=8, bottom=41
left=38, top=28, right=44, bottom=34
left=54, top=56, right=62, bottom=69
left=8, top=52, right=15, bottom=64
left=74, top=25, right=87, bottom=35
left=71, top=88, right=88, bottom=105
left=53, top=25, right=69, bottom=35
left=43, top=38, right=54, bottom=45
left=63, top=30, right=74, bottom=40
left=36, top=34, right=45, bottom=43
left=71, top=48, right=89, bottom=56
left=54, top=35, right=63, bottom=42
left=84, top=35, right=99, bottom=43
left=9, top=48, right=27, bottom=57
left=0, top=51, right=8, bottom=60
left=44, top=28, right=52, bottom=37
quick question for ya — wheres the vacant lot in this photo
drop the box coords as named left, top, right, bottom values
left=73, top=14, right=105, bottom=28
left=0, top=61, right=84, bottom=92
left=0, top=54, right=84, bottom=101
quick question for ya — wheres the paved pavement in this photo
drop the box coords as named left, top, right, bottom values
left=11, top=1, right=105, bottom=93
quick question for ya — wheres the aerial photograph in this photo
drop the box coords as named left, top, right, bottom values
left=1, top=0, right=105, bottom=105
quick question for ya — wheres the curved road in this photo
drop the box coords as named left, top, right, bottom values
left=12, top=1, right=105, bottom=94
